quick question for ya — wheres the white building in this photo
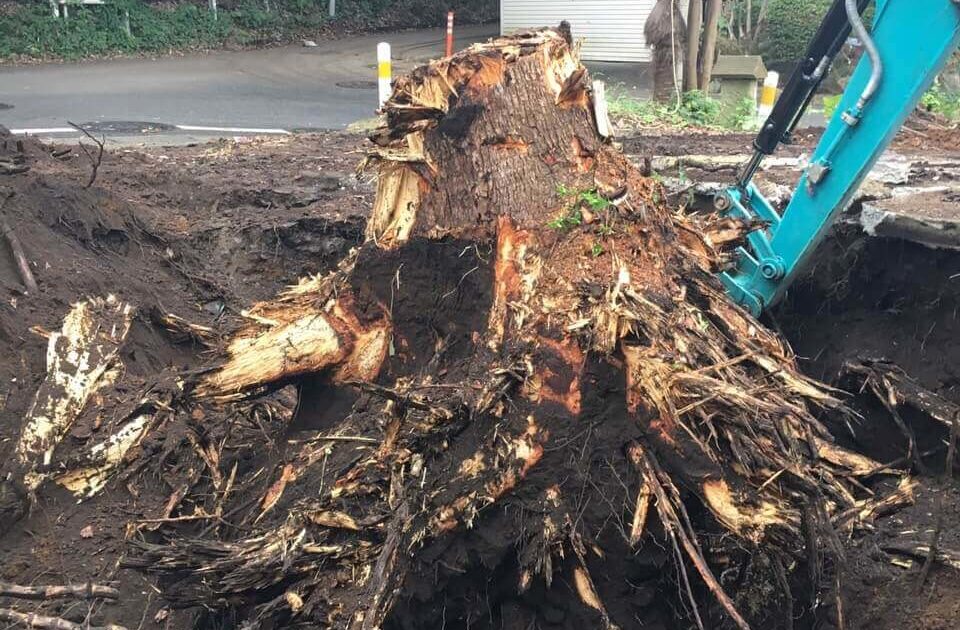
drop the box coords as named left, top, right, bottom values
left=501, top=0, right=659, bottom=63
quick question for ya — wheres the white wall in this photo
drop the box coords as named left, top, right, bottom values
left=501, top=0, right=658, bottom=63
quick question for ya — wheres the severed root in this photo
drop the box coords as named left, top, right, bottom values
left=842, top=358, right=958, bottom=433
left=628, top=442, right=750, bottom=630
left=832, top=476, right=917, bottom=532
left=0, top=608, right=127, bottom=630
left=194, top=270, right=392, bottom=402
left=842, top=358, right=958, bottom=471
left=15, top=296, right=134, bottom=490
left=883, top=539, right=960, bottom=571
left=0, top=582, right=119, bottom=601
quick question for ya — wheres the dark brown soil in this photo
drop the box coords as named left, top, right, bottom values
left=1, top=124, right=959, bottom=630
left=0, top=130, right=371, bottom=628
left=776, top=225, right=960, bottom=630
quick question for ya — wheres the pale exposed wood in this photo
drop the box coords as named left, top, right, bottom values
left=629, top=474, right=652, bottom=545
left=16, top=296, right=133, bottom=490
left=0, top=582, right=119, bottom=601
left=55, top=413, right=154, bottom=497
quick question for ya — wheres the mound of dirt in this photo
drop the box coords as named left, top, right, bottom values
left=0, top=127, right=373, bottom=628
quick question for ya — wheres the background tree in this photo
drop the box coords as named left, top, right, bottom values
left=645, top=0, right=687, bottom=103
left=682, top=0, right=723, bottom=91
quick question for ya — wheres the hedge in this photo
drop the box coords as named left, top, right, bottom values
left=759, top=0, right=832, bottom=66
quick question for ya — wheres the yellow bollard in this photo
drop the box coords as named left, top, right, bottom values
left=377, top=42, right=392, bottom=109
left=757, top=71, right=780, bottom=127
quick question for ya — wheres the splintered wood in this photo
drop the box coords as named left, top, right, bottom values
left=16, top=296, right=133, bottom=490
left=108, top=27, right=918, bottom=630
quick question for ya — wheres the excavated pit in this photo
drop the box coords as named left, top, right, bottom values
left=776, top=225, right=960, bottom=630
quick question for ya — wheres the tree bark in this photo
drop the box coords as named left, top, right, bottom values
left=699, top=0, right=723, bottom=90
left=646, top=0, right=686, bottom=104
left=125, top=28, right=915, bottom=630
left=685, top=0, right=704, bottom=91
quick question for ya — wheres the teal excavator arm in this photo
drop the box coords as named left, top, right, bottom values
left=717, top=0, right=960, bottom=315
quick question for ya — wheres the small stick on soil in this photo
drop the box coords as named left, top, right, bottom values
left=0, top=582, right=119, bottom=601
left=0, top=607, right=127, bottom=630
left=0, top=193, right=39, bottom=294
left=834, top=569, right=845, bottom=630
left=66, top=121, right=105, bottom=189
left=883, top=541, right=960, bottom=571
left=946, top=409, right=959, bottom=479
left=915, top=495, right=944, bottom=593
left=916, top=410, right=959, bottom=592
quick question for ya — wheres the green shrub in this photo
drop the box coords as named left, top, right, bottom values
left=822, top=94, right=842, bottom=119
left=727, top=96, right=757, bottom=130
left=759, top=0, right=832, bottom=66
left=0, top=0, right=498, bottom=61
left=607, top=86, right=723, bottom=129
left=921, top=81, right=960, bottom=121
left=678, top=90, right=722, bottom=127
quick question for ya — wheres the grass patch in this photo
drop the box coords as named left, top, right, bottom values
left=607, top=86, right=745, bottom=130
left=920, top=82, right=960, bottom=121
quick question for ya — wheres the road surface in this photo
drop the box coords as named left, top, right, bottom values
left=0, top=26, right=651, bottom=143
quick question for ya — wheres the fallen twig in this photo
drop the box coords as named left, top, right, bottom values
left=67, top=121, right=105, bottom=189
left=0, top=582, right=119, bottom=601
left=0, top=192, right=38, bottom=294
left=0, top=607, right=127, bottom=630
left=884, top=540, right=960, bottom=571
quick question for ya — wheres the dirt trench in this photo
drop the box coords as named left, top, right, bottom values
left=774, top=226, right=960, bottom=630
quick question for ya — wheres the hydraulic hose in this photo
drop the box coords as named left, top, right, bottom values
left=845, top=0, right=883, bottom=110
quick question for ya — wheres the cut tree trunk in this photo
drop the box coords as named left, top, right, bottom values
left=126, top=28, right=912, bottom=630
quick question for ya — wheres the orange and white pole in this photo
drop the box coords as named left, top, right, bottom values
left=445, top=11, right=455, bottom=57
left=378, top=42, right=392, bottom=108
left=757, top=71, right=780, bottom=127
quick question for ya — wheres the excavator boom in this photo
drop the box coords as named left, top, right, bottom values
left=718, top=0, right=960, bottom=315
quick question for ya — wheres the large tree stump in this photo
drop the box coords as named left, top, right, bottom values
left=128, top=28, right=910, bottom=630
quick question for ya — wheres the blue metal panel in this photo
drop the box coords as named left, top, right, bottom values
left=720, top=0, right=960, bottom=314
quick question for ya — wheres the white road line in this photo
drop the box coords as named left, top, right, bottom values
left=9, top=128, right=77, bottom=135
left=175, top=125, right=292, bottom=135
left=9, top=125, right=293, bottom=136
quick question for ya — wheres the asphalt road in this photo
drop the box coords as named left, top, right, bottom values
left=0, top=26, right=499, bottom=136
left=0, top=26, right=652, bottom=143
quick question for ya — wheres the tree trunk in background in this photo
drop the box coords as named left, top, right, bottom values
left=646, top=0, right=686, bottom=104
left=684, top=0, right=703, bottom=91
left=652, top=49, right=680, bottom=104
left=699, top=0, right=723, bottom=89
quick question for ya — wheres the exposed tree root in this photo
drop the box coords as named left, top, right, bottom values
left=13, top=27, right=915, bottom=629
